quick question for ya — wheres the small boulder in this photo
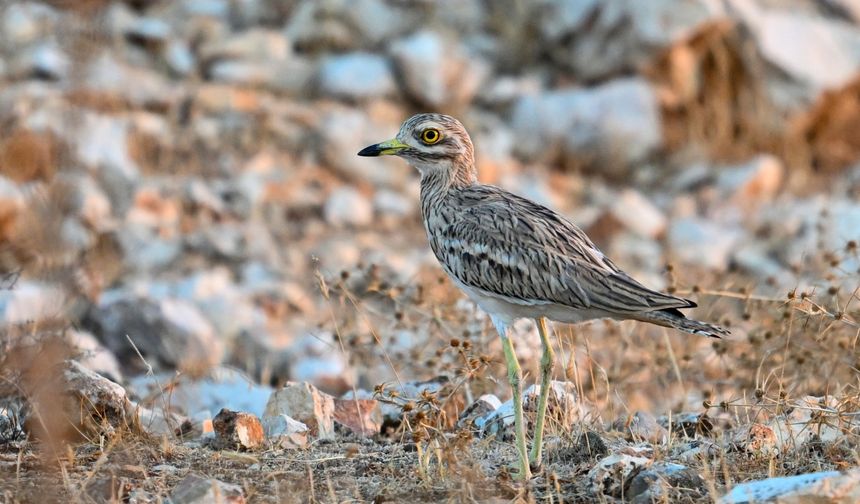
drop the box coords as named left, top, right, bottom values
left=457, top=394, right=501, bottom=431
left=720, top=469, right=860, bottom=504
left=717, top=155, right=784, bottom=209
left=318, top=53, right=396, bottom=101
left=323, top=187, right=373, bottom=228
left=262, top=414, right=308, bottom=449
left=60, top=360, right=136, bottom=438
left=171, top=474, right=245, bottom=504
left=333, top=398, right=381, bottom=437
left=628, top=462, right=708, bottom=503
left=609, top=190, right=667, bottom=239
left=589, top=453, right=652, bottom=498
left=731, top=423, right=778, bottom=455
left=213, top=409, right=265, bottom=451
left=612, top=411, right=669, bottom=444
left=263, top=382, right=335, bottom=440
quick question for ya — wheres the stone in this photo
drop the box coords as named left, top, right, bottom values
left=127, top=366, right=273, bottom=419
left=389, top=30, right=487, bottom=108
left=668, top=217, right=744, bottom=270
left=323, top=187, right=373, bottom=227
left=612, top=411, right=669, bottom=444
left=373, top=189, right=413, bottom=220
left=200, top=28, right=290, bottom=63
left=482, top=381, right=582, bottom=440
left=137, top=406, right=187, bottom=438
left=212, top=409, right=264, bottom=450
left=0, top=281, right=67, bottom=326
left=262, top=414, right=309, bottom=449
left=738, top=6, right=860, bottom=107
left=66, top=329, right=123, bottom=384
left=609, top=189, right=667, bottom=239
left=628, top=462, right=708, bottom=504
left=333, top=398, right=381, bottom=436
left=717, top=155, right=784, bottom=208
left=731, top=423, right=778, bottom=455
left=58, top=360, right=137, bottom=438
left=534, top=0, right=719, bottom=81
left=12, top=42, right=70, bottom=80
left=511, top=78, right=662, bottom=169
left=84, top=296, right=223, bottom=373
left=720, top=469, right=860, bottom=504
left=318, top=53, right=396, bottom=100
left=589, top=453, right=653, bottom=498
left=125, top=17, right=171, bottom=45
left=165, top=40, right=196, bottom=76
left=457, top=394, right=501, bottom=430
left=83, top=53, right=177, bottom=109
left=0, top=3, right=58, bottom=46
left=170, top=474, right=245, bottom=504
left=263, top=382, right=335, bottom=440
left=316, top=109, right=409, bottom=188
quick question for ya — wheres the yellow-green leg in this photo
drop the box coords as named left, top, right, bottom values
left=495, top=317, right=532, bottom=481
left=529, top=317, right=555, bottom=470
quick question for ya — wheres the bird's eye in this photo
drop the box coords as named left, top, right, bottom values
left=421, top=128, right=441, bottom=144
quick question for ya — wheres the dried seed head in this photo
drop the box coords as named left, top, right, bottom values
left=450, top=338, right=460, bottom=348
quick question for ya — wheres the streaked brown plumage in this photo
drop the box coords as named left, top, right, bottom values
left=358, top=113, right=728, bottom=479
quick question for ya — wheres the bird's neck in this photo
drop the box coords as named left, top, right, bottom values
left=418, top=160, right=477, bottom=195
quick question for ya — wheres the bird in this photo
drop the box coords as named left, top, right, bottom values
left=357, top=113, right=728, bottom=480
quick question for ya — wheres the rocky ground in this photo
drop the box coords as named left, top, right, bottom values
left=1, top=0, right=860, bottom=502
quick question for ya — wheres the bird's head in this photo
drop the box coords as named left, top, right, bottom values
left=357, top=113, right=476, bottom=185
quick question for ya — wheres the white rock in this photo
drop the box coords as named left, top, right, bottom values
left=84, top=53, right=177, bottom=108
left=389, top=30, right=486, bottom=107
left=373, top=189, right=413, bottom=219
left=263, top=382, right=335, bottom=440
left=200, top=28, right=290, bottom=63
left=126, top=16, right=171, bottom=44
left=13, top=42, right=70, bottom=80
left=668, top=217, right=743, bottom=270
left=0, top=281, right=67, bottom=326
left=127, top=366, right=273, bottom=418
left=717, top=154, right=784, bottom=207
left=589, top=453, right=653, bottom=497
left=165, top=40, right=196, bottom=76
left=324, top=187, right=373, bottom=227
left=170, top=474, right=245, bottom=504
left=720, top=470, right=860, bottom=504
left=67, top=329, right=124, bottom=384
left=261, top=414, right=309, bottom=449
left=287, top=332, right=353, bottom=392
left=511, top=78, right=662, bottom=166
left=0, top=3, right=58, bottom=46
left=609, top=189, right=667, bottom=239
left=318, top=53, right=396, bottom=100
left=60, top=360, right=135, bottom=437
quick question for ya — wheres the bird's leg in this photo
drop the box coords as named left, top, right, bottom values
left=529, top=317, right=555, bottom=470
left=494, top=317, right=532, bottom=481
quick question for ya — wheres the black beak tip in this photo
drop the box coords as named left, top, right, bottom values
left=357, top=145, right=380, bottom=157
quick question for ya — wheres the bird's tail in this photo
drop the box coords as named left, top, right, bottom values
left=633, top=308, right=729, bottom=338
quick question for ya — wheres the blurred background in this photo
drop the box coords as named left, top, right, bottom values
left=1, top=0, right=859, bottom=422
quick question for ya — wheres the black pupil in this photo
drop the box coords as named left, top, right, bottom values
left=425, top=130, right=437, bottom=141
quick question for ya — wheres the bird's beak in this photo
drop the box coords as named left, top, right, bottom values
left=357, top=138, right=409, bottom=157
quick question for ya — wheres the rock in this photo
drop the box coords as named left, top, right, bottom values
left=263, top=382, right=335, bottom=440
left=731, top=423, right=778, bottom=455
left=482, top=381, right=582, bottom=440
left=212, top=409, right=264, bottom=450
left=323, top=187, right=373, bottom=227
left=12, top=42, right=69, bottom=80
left=200, top=28, right=290, bottom=63
left=0, top=281, right=68, bottom=326
left=66, top=329, right=123, bottom=384
left=0, top=402, right=26, bottom=443
left=534, top=0, right=719, bottom=81
left=737, top=6, right=860, bottom=108
left=389, top=30, right=486, bottom=108
left=612, top=411, right=669, bottom=444
left=766, top=395, right=851, bottom=450
left=609, top=190, right=667, bottom=239
left=58, top=360, right=136, bottom=438
left=717, top=155, right=784, bottom=208
left=373, top=189, right=413, bottom=220
left=589, top=453, right=653, bottom=498
left=457, top=394, right=501, bottom=430
left=659, top=412, right=717, bottom=438
left=83, top=53, right=177, bottom=109
left=170, top=474, right=245, bottom=504
left=333, top=398, right=381, bottom=436
left=0, top=3, right=58, bottom=46
left=668, top=217, right=744, bottom=270
left=85, top=296, right=223, bottom=373
left=628, top=462, right=708, bottom=504
left=125, top=16, right=171, bottom=46
left=165, top=40, right=196, bottom=76
left=137, top=405, right=187, bottom=438
left=316, top=109, right=409, bottom=187
left=720, top=469, right=860, bottom=504
left=511, top=78, right=662, bottom=169
left=262, top=414, right=309, bottom=449
left=318, top=53, right=396, bottom=100
left=127, top=366, right=273, bottom=419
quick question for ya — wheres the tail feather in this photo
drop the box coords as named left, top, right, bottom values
left=634, top=308, right=729, bottom=338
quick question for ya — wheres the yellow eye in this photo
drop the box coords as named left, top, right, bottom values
left=421, top=128, right=441, bottom=144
